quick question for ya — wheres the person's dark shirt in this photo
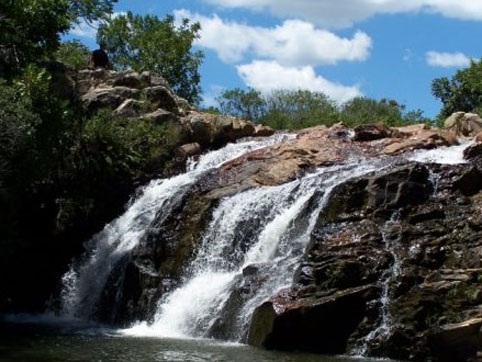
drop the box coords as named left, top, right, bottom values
left=92, top=49, right=109, bottom=68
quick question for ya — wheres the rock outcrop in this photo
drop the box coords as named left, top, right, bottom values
left=73, top=69, right=274, bottom=153
left=445, top=112, right=482, bottom=137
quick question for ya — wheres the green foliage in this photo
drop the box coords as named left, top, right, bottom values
left=339, top=97, right=427, bottom=127
left=216, top=88, right=428, bottom=129
left=56, top=40, right=91, bottom=70
left=0, top=0, right=71, bottom=75
left=98, top=12, right=204, bottom=104
left=432, top=59, right=482, bottom=119
left=200, top=106, right=221, bottom=115
left=0, top=0, right=116, bottom=76
left=217, top=88, right=266, bottom=121
left=76, top=110, right=183, bottom=178
left=67, top=0, right=117, bottom=23
left=0, top=81, right=40, bottom=194
left=13, top=65, right=71, bottom=151
left=263, top=90, right=339, bottom=129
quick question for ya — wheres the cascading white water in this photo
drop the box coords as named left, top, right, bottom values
left=58, top=130, right=475, bottom=348
left=353, top=213, right=403, bottom=356
left=59, top=134, right=292, bottom=319
left=123, top=158, right=388, bottom=339
left=407, top=140, right=472, bottom=164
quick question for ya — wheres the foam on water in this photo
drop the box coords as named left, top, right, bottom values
left=406, top=140, right=472, bottom=164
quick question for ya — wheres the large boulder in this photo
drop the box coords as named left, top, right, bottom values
left=73, top=69, right=274, bottom=152
left=445, top=112, right=482, bottom=137
left=183, top=111, right=260, bottom=147
left=353, top=122, right=392, bottom=142
left=429, top=318, right=482, bottom=362
left=248, top=285, right=376, bottom=352
left=114, top=99, right=145, bottom=118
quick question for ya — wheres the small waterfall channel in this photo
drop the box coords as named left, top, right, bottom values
left=353, top=213, right=403, bottom=356
left=56, top=134, right=473, bottom=352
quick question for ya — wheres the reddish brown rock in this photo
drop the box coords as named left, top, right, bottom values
left=353, top=122, right=392, bottom=141
left=476, top=131, right=482, bottom=143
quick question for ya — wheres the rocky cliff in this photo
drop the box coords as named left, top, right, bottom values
left=62, top=112, right=482, bottom=361
left=245, top=129, right=482, bottom=361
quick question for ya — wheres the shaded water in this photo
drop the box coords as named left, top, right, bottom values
left=0, top=320, right=382, bottom=362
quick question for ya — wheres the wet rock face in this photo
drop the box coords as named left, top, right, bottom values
left=248, top=158, right=482, bottom=362
left=96, top=184, right=218, bottom=325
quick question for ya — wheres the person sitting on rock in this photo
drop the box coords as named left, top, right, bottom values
left=90, top=43, right=110, bottom=69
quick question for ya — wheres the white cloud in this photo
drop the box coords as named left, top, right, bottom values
left=237, top=60, right=361, bottom=103
left=174, top=9, right=372, bottom=66
left=204, top=0, right=482, bottom=27
left=202, top=85, right=226, bottom=108
left=426, top=51, right=471, bottom=67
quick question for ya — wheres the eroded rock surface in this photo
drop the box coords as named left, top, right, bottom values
left=248, top=147, right=482, bottom=361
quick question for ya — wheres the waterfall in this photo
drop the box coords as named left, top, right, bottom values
left=59, top=134, right=291, bottom=319
left=123, top=158, right=388, bottom=339
left=58, top=132, right=474, bottom=348
left=353, top=213, right=403, bottom=356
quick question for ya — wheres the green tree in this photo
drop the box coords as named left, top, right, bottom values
left=56, top=40, right=91, bottom=70
left=0, top=81, right=40, bottom=195
left=68, top=0, right=117, bottom=23
left=0, top=0, right=116, bottom=76
left=98, top=12, right=204, bottom=104
left=432, top=59, right=482, bottom=119
left=263, top=90, right=338, bottom=129
left=217, top=88, right=266, bottom=121
left=340, top=97, right=405, bottom=126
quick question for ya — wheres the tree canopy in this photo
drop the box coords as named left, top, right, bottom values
left=216, top=88, right=427, bottom=129
left=0, top=0, right=117, bottom=76
left=432, top=59, right=482, bottom=119
left=98, top=12, right=204, bottom=104
left=55, top=40, right=91, bottom=70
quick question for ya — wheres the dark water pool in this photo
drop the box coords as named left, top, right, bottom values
left=0, top=317, right=387, bottom=362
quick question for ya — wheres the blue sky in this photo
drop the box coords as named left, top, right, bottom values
left=68, top=0, right=482, bottom=118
